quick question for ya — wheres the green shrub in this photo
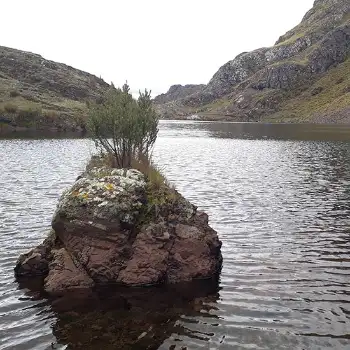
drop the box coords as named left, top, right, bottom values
left=4, top=103, right=18, bottom=113
left=87, top=82, right=159, bottom=168
left=72, top=113, right=86, bottom=128
left=43, top=110, right=60, bottom=119
left=17, top=106, right=42, bottom=121
left=9, top=90, right=20, bottom=98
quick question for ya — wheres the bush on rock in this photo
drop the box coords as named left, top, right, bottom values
left=87, top=82, right=159, bottom=168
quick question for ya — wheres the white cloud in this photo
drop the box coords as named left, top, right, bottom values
left=1, top=0, right=315, bottom=95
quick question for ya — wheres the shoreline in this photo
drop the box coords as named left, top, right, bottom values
left=1, top=117, right=350, bottom=136
left=2, top=120, right=350, bottom=143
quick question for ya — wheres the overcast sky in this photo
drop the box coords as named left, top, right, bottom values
left=1, top=0, right=315, bottom=96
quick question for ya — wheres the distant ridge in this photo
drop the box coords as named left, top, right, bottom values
left=154, top=0, right=350, bottom=124
left=0, top=46, right=110, bottom=132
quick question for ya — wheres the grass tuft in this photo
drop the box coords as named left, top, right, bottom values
left=9, top=90, right=20, bottom=98
left=4, top=103, right=18, bottom=113
left=131, top=154, right=170, bottom=191
left=17, top=105, right=42, bottom=119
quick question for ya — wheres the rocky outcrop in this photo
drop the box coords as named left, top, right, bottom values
left=15, top=233, right=55, bottom=277
left=154, top=0, right=350, bottom=123
left=276, top=0, right=349, bottom=45
left=15, top=162, right=222, bottom=295
left=153, top=84, right=205, bottom=104
left=45, top=248, right=94, bottom=296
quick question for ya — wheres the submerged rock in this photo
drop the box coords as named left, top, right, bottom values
left=15, top=162, right=222, bottom=295
left=14, top=232, right=56, bottom=277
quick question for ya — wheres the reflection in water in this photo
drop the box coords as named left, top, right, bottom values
left=1, top=121, right=350, bottom=349
left=2, top=121, right=350, bottom=142
left=159, top=120, right=350, bottom=141
left=17, top=278, right=220, bottom=350
left=0, top=130, right=88, bottom=140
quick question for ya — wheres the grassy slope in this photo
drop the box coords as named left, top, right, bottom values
left=160, top=53, right=350, bottom=123
left=266, top=58, right=350, bottom=122
left=0, top=46, right=110, bottom=132
left=0, top=76, right=88, bottom=131
left=187, top=41, right=350, bottom=122
left=188, top=56, right=350, bottom=122
left=244, top=4, right=350, bottom=123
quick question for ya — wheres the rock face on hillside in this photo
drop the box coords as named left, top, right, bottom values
left=154, top=84, right=205, bottom=104
left=15, top=163, right=222, bottom=295
left=0, top=46, right=110, bottom=132
left=155, top=0, right=350, bottom=123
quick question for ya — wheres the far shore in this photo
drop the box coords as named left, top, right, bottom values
left=2, top=117, right=350, bottom=136
left=1, top=120, right=350, bottom=143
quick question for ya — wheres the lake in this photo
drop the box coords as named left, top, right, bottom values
left=1, top=121, right=350, bottom=349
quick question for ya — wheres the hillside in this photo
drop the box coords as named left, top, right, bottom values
left=0, top=46, right=110, bottom=132
left=154, top=0, right=350, bottom=123
left=153, top=84, right=205, bottom=105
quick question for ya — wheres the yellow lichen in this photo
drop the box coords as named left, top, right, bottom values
left=105, top=183, right=114, bottom=191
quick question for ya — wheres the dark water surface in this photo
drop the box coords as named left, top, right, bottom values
left=1, top=121, right=350, bottom=349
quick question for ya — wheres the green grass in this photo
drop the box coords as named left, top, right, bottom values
left=199, top=98, right=231, bottom=112
left=3, top=102, right=17, bottom=113
left=0, top=96, right=41, bottom=113
left=276, top=31, right=306, bottom=47
left=9, top=90, right=20, bottom=97
left=54, top=98, right=87, bottom=112
left=341, top=12, right=350, bottom=24
left=0, top=69, right=92, bottom=131
left=269, top=58, right=309, bottom=67
left=0, top=91, right=88, bottom=129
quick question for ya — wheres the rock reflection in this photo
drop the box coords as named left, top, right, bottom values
left=17, top=278, right=220, bottom=350
left=159, top=121, right=350, bottom=141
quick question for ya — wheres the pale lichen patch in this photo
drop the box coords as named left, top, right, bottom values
left=55, top=168, right=146, bottom=225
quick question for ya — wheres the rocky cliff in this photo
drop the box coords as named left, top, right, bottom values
left=154, top=0, right=350, bottom=123
left=153, top=84, right=205, bottom=104
left=0, top=46, right=110, bottom=132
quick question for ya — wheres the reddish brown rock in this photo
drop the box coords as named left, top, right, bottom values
left=14, top=233, right=55, bottom=277
left=167, top=221, right=221, bottom=284
left=15, top=166, right=222, bottom=295
left=117, top=223, right=170, bottom=286
left=45, top=248, right=94, bottom=296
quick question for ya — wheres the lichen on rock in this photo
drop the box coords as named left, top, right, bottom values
left=54, top=167, right=146, bottom=226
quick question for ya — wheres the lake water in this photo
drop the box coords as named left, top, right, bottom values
left=1, top=121, right=350, bottom=349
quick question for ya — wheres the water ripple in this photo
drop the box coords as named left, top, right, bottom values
left=1, top=122, right=350, bottom=349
